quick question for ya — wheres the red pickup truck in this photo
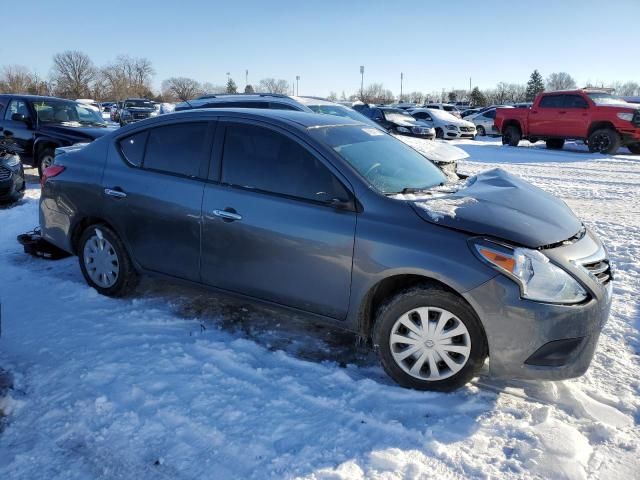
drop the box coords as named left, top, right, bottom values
left=495, top=90, right=640, bottom=154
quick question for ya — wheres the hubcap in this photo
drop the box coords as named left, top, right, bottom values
left=41, top=155, right=54, bottom=170
left=83, top=229, right=119, bottom=288
left=592, top=134, right=610, bottom=152
left=389, top=307, right=471, bottom=381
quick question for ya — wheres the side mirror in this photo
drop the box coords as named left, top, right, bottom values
left=329, top=197, right=356, bottom=211
left=11, top=113, right=30, bottom=124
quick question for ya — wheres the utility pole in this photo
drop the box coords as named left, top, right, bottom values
left=400, top=72, right=403, bottom=101
left=246, top=69, right=249, bottom=87
left=296, top=75, right=300, bottom=96
left=360, top=66, right=365, bottom=101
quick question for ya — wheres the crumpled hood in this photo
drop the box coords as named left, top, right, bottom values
left=409, top=168, right=582, bottom=248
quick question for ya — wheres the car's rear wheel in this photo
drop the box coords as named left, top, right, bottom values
left=545, top=138, right=565, bottom=150
left=626, top=142, right=640, bottom=154
left=373, top=285, right=487, bottom=391
left=588, top=128, right=621, bottom=154
left=476, top=125, right=486, bottom=136
left=79, top=225, right=139, bottom=297
left=37, top=148, right=55, bottom=178
left=502, top=126, right=521, bottom=146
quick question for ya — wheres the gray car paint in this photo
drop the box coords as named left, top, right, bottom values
left=39, top=109, right=612, bottom=381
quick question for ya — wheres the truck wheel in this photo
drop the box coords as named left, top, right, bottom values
left=502, top=126, right=521, bottom=146
left=79, top=224, right=139, bottom=297
left=529, top=137, right=539, bottom=144
left=545, top=139, right=565, bottom=150
left=37, top=148, right=56, bottom=178
left=588, top=128, right=621, bottom=154
left=626, top=143, right=640, bottom=154
left=373, top=285, right=487, bottom=391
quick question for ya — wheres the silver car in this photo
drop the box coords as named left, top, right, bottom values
left=468, top=106, right=514, bottom=136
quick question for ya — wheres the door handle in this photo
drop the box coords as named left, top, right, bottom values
left=104, top=188, right=127, bottom=199
left=212, top=209, right=242, bottom=221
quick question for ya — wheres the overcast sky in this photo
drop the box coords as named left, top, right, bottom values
left=2, top=0, right=638, bottom=96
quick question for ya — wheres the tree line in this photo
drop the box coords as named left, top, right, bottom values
left=1, top=53, right=638, bottom=106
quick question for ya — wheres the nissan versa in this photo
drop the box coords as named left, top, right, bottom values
left=39, top=109, right=612, bottom=391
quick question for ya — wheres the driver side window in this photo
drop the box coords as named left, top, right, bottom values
left=5, top=99, right=29, bottom=120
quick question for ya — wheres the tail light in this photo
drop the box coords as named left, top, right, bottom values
left=41, top=165, right=65, bottom=187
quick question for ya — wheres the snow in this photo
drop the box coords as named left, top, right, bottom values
left=1, top=137, right=639, bottom=479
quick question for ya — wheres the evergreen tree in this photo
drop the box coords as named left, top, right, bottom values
left=526, top=70, right=545, bottom=101
left=469, top=87, right=486, bottom=107
left=244, top=84, right=255, bottom=94
left=226, top=78, right=237, bottom=94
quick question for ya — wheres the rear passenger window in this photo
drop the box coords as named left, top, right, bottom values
left=221, top=124, right=348, bottom=203
left=143, top=122, right=209, bottom=177
left=539, top=96, right=563, bottom=108
left=269, top=102, right=298, bottom=110
left=119, top=131, right=148, bottom=166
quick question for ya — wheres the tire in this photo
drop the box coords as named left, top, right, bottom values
left=628, top=143, right=640, bottom=154
left=37, top=147, right=56, bottom=178
left=502, top=126, right=521, bottom=146
left=588, top=128, right=621, bottom=154
left=529, top=137, right=539, bottom=144
left=545, top=138, right=565, bottom=150
left=476, top=125, right=486, bottom=136
left=373, top=285, right=487, bottom=391
left=78, top=224, right=139, bottom=297
left=435, top=128, right=444, bottom=139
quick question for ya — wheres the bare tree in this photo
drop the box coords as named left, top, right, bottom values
left=100, top=55, right=154, bottom=100
left=201, top=82, right=226, bottom=94
left=614, top=81, right=640, bottom=96
left=258, top=78, right=289, bottom=94
left=361, top=83, right=394, bottom=104
left=161, top=77, right=202, bottom=101
left=50, top=50, right=96, bottom=98
left=0, top=65, right=35, bottom=93
left=407, top=91, right=424, bottom=104
left=327, top=91, right=338, bottom=101
left=546, top=72, right=577, bottom=91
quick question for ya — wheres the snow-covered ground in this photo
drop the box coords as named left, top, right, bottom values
left=0, top=138, right=638, bottom=479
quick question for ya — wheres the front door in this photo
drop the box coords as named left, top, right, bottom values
left=201, top=121, right=357, bottom=320
left=1, top=98, right=34, bottom=161
left=560, top=94, right=590, bottom=138
left=101, top=120, right=214, bottom=281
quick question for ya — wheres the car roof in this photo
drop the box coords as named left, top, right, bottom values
left=293, top=96, right=340, bottom=106
left=0, top=94, right=76, bottom=102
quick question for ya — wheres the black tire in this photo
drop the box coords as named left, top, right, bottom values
left=626, top=143, right=640, bottom=155
left=588, top=128, right=621, bottom=154
left=545, top=138, right=565, bottom=150
left=476, top=125, right=486, bottom=136
left=529, top=137, right=539, bottom=144
left=78, top=224, right=139, bottom=297
left=37, top=147, right=56, bottom=178
left=502, top=126, right=521, bottom=146
left=435, top=128, right=444, bottom=139
left=373, top=285, right=487, bottom=391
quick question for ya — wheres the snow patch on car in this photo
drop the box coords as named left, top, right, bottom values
left=413, top=196, right=478, bottom=221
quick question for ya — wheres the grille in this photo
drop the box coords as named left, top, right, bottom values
left=133, top=112, right=149, bottom=119
left=582, top=258, right=612, bottom=285
left=460, top=126, right=474, bottom=132
left=0, top=165, right=11, bottom=181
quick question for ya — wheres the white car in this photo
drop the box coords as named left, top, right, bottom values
left=467, top=106, right=514, bottom=136
left=75, top=99, right=101, bottom=112
left=408, top=108, right=477, bottom=140
left=423, top=103, right=462, bottom=118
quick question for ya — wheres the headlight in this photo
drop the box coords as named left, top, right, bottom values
left=396, top=126, right=410, bottom=133
left=411, top=126, right=425, bottom=134
left=446, top=124, right=458, bottom=130
left=617, top=112, right=634, bottom=121
left=471, top=239, right=587, bottom=304
left=150, top=111, right=159, bottom=117
left=121, top=111, right=131, bottom=117
left=2, top=154, right=21, bottom=168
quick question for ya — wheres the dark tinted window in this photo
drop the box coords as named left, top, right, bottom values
left=119, top=131, right=148, bottom=166
left=143, top=122, right=209, bottom=177
left=222, top=124, right=348, bottom=203
left=269, top=102, right=298, bottom=110
left=485, top=109, right=496, bottom=119
left=539, top=95, right=563, bottom=108
left=563, top=95, right=588, bottom=108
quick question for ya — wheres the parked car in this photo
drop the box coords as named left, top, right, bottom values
left=423, top=103, right=462, bottom=118
left=175, top=93, right=313, bottom=112
left=362, top=107, right=435, bottom=139
left=0, top=94, right=116, bottom=176
left=294, top=97, right=386, bottom=130
left=409, top=108, right=476, bottom=139
left=468, top=106, right=514, bottom=136
left=393, top=102, right=419, bottom=110
left=0, top=136, right=25, bottom=205
left=110, top=102, right=122, bottom=123
left=118, top=98, right=158, bottom=126
left=461, top=108, right=482, bottom=118
left=39, top=109, right=612, bottom=391
left=495, top=90, right=640, bottom=154
left=623, top=96, right=640, bottom=104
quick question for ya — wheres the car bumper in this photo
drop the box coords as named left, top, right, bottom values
left=620, top=128, right=640, bottom=144
left=444, top=130, right=476, bottom=139
left=463, top=274, right=611, bottom=380
left=0, top=167, right=25, bottom=202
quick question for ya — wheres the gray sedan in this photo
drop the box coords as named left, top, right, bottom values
left=39, top=109, right=612, bottom=391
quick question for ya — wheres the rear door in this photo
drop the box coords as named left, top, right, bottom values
left=101, top=120, right=215, bottom=281
left=529, top=94, right=563, bottom=136
left=200, top=120, right=357, bottom=319
left=1, top=97, right=35, bottom=161
left=560, top=94, right=590, bottom=138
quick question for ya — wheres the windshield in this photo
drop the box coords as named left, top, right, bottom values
left=124, top=100, right=154, bottom=108
left=309, top=104, right=380, bottom=128
left=309, top=125, right=446, bottom=194
left=30, top=100, right=106, bottom=126
left=587, top=92, right=629, bottom=105
left=382, top=110, right=415, bottom=123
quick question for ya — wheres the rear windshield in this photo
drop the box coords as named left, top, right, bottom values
left=309, top=125, right=446, bottom=194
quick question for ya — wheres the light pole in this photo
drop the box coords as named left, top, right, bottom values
left=296, top=75, right=300, bottom=96
left=360, top=65, right=364, bottom=101
left=400, top=72, right=403, bottom=101
left=246, top=69, right=249, bottom=87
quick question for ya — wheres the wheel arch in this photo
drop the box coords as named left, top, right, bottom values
left=33, top=138, right=63, bottom=160
left=587, top=121, right=617, bottom=138
left=70, top=216, right=119, bottom=255
left=502, top=119, right=523, bottom=134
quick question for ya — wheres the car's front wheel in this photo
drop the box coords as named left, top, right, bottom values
left=435, top=128, right=444, bottom=139
left=476, top=125, right=486, bottom=136
left=374, top=285, right=487, bottom=391
left=79, top=225, right=139, bottom=297
left=588, top=128, right=621, bottom=154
